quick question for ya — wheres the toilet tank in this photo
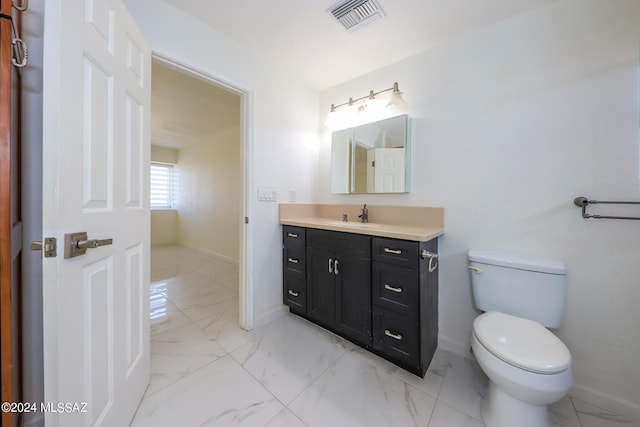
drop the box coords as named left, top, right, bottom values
left=468, top=250, right=567, bottom=328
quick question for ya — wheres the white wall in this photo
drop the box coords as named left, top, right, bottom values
left=319, top=0, right=640, bottom=416
left=177, top=125, right=241, bottom=262
left=123, top=0, right=319, bottom=322
left=150, top=210, right=178, bottom=246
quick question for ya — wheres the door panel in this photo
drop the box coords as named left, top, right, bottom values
left=125, top=244, right=144, bottom=374
left=84, top=257, right=114, bottom=425
left=83, top=56, right=114, bottom=211
left=306, top=247, right=335, bottom=328
left=335, top=254, right=371, bottom=345
left=42, top=0, right=150, bottom=425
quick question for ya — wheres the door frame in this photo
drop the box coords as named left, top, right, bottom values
left=151, top=52, right=254, bottom=330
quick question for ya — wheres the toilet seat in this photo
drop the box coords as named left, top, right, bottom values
left=473, top=311, right=571, bottom=374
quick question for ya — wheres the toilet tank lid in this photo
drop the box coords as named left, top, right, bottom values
left=468, top=250, right=566, bottom=275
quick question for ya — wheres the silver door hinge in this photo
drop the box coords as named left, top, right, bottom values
left=31, top=237, right=57, bottom=258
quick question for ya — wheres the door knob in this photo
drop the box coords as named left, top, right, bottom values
left=64, top=232, right=113, bottom=259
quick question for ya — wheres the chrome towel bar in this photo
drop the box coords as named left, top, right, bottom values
left=573, top=197, right=640, bottom=220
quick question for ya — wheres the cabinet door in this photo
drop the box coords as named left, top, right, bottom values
left=335, top=253, right=372, bottom=346
left=306, top=247, right=336, bottom=329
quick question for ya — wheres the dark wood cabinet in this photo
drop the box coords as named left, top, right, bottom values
left=306, top=229, right=371, bottom=346
left=282, top=225, right=438, bottom=377
left=371, top=237, right=438, bottom=376
left=282, top=226, right=307, bottom=314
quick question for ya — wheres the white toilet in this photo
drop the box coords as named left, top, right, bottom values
left=468, top=250, right=572, bottom=427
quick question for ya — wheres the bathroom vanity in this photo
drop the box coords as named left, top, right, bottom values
left=280, top=204, right=444, bottom=377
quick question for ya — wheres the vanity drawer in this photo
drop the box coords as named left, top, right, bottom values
left=372, top=237, right=419, bottom=269
left=373, top=262, right=419, bottom=318
left=283, top=226, right=306, bottom=249
left=284, top=274, right=306, bottom=313
left=283, top=246, right=305, bottom=277
left=307, top=229, right=370, bottom=258
left=372, top=306, right=419, bottom=369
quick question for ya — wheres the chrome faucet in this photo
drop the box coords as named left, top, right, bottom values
left=358, top=204, right=369, bottom=223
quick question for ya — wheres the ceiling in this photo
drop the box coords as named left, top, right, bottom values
left=152, top=0, right=556, bottom=150
left=151, top=61, right=241, bottom=149
left=163, top=0, right=557, bottom=90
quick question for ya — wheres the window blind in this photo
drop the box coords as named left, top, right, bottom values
left=150, top=162, right=174, bottom=209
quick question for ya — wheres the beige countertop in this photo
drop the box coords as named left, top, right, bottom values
left=279, top=204, right=444, bottom=242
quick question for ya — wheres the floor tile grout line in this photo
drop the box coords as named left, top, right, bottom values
left=229, top=347, right=310, bottom=426
left=280, top=347, right=351, bottom=420
left=568, top=396, right=584, bottom=427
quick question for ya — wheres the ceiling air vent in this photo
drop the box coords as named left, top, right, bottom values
left=328, top=0, right=386, bottom=32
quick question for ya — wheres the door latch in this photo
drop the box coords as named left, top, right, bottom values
left=64, top=232, right=113, bottom=259
left=31, top=237, right=57, bottom=258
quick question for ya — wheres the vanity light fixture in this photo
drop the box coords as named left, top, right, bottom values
left=386, top=82, right=406, bottom=107
left=327, top=82, right=406, bottom=118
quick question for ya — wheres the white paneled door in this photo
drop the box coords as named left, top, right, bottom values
left=42, top=1, right=150, bottom=426
left=367, top=148, right=405, bottom=193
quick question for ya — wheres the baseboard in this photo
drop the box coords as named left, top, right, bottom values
left=570, top=383, right=640, bottom=421
left=253, top=305, right=288, bottom=329
left=437, top=334, right=473, bottom=360
left=180, top=243, right=239, bottom=265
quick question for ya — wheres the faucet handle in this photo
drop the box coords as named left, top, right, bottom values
left=358, top=204, right=369, bottom=223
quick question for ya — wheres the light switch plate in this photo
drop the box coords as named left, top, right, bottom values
left=258, top=187, right=277, bottom=201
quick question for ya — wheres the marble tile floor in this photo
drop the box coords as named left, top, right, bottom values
left=131, top=246, right=639, bottom=427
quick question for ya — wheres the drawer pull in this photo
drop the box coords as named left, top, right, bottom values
left=384, top=284, right=403, bottom=293
left=328, top=258, right=333, bottom=274
left=287, top=257, right=299, bottom=264
left=384, top=330, right=403, bottom=340
left=334, top=259, right=339, bottom=276
left=287, top=232, right=299, bottom=238
left=384, top=248, right=402, bottom=255
left=288, top=290, right=299, bottom=297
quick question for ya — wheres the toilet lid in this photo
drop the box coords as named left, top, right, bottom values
left=473, top=311, right=571, bottom=374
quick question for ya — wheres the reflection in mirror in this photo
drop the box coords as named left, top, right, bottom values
left=331, top=114, right=410, bottom=194
left=330, top=128, right=351, bottom=193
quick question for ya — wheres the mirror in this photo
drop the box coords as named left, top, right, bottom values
left=331, top=114, right=410, bottom=194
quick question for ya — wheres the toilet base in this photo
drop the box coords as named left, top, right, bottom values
left=482, top=381, right=549, bottom=427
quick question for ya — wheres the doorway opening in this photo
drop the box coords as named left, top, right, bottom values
left=150, top=54, right=253, bottom=331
